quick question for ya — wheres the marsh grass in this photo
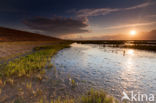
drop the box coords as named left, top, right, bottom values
left=76, top=40, right=156, bottom=52
left=71, top=79, right=76, bottom=88
left=11, top=89, right=118, bottom=103
left=0, top=44, right=70, bottom=78
left=26, top=82, right=32, bottom=89
left=40, top=89, right=118, bottom=103
left=50, top=98, right=75, bottom=103
left=123, top=45, right=156, bottom=51
left=81, top=89, right=118, bottom=103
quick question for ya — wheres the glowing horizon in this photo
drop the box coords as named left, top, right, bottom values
left=130, top=30, right=137, bottom=36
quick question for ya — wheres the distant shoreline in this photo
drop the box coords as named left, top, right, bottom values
left=75, top=40, right=156, bottom=52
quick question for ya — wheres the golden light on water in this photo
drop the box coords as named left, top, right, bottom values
left=127, top=49, right=134, bottom=55
left=129, top=30, right=137, bottom=36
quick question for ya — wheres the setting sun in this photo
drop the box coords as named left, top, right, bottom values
left=130, top=30, right=137, bottom=36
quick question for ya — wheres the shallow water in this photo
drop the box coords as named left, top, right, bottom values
left=53, top=43, right=156, bottom=100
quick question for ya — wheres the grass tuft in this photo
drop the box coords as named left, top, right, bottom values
left=81, top=89, right=118, bottom=103
left=50, top=97, right=75, bottom=103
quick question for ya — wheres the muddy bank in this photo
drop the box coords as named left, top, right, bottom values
left=0, top=66, right=86, bottom=103
left=0, top=41, right=63, bottom=62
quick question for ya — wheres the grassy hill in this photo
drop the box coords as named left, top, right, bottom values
left=0, top=27, right=60, bottom=41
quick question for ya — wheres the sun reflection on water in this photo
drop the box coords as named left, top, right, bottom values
left=127, top=49, right=134, bottom=55
left=120, top=49, right=138, bottom=90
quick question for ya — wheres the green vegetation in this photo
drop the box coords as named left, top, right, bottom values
left=81, top=89, right=118, bottom=103
left=12, top=89, right=118, bottom=103
left=16, top=89, right=117, bottom=103
left=50, top=97, right=75, bottom=103
left=71, top=79, right=76, bottom=88
left=0, top=43, right=70, bottom=78
left=38, top=89, right=118, bottom=103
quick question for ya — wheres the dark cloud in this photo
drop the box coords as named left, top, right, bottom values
left=23, top=17, right=89, bottom=36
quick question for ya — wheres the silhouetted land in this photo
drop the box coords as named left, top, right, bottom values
left=75, top=40, right=156, bottom=44
left=76, top=40, right=156, bottom=52
left=0, top=27, right=60, bottom=41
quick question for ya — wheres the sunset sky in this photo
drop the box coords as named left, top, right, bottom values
left=0, top=0, right=156, bottom=40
